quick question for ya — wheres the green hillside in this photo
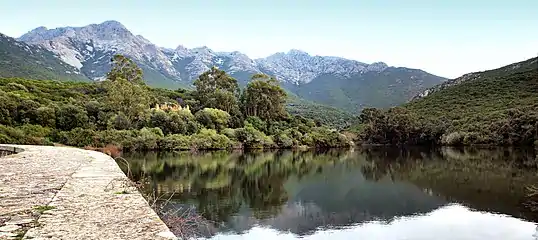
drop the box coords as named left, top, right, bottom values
left=286, top=95, right=357, bottom=130
left=0, top=34, right=90, bottom=82
left=289, top=68, right=446, bottom=112
left=407, top=57, right=538, bottom=122
left=357, top=57, right=538, bottom=146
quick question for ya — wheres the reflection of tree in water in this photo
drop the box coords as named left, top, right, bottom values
left=359, top=146, right=441, bottom=181
left=123, top=150, right=351, bottom=224
left=358, top=146, right=538, bottom=221
left=121, top=146, right=538, bottom=236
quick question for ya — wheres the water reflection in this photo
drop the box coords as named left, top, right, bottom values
left=122, top=147, right=538, bottom=238
left=202, top=205, right=537, bottom=240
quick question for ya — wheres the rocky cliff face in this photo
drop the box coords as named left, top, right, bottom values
left=17, top=20, right=394, bottom=85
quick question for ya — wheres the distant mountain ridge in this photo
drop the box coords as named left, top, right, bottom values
left=11, top=20, right=447, bottom=111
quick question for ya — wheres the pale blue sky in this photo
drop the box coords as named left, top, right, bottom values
left=0, top=0, right=537, bottom=78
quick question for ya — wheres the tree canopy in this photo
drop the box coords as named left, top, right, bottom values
left=106, top=54, right=144, bottom=84
left=242, top=74, right=287, bottom=122
left=193, top=67, right=240, bottom=113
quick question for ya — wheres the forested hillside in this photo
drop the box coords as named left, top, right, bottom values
left=0, top=55, right=352, bottom=150
left=0, top=33, right=89, bottom=82
left=356, top=57, right=538, bottom=146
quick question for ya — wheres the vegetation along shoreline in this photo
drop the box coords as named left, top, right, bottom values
left=0, top=55, right=537, bottom=152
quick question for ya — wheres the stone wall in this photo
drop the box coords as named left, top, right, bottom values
left=0, top=145, right=177, bottom=240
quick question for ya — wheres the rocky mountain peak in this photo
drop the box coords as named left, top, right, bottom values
left=191, top=46, right=213, bottom=55
left=366, top=62, right=389, bottom=72
left=96, top=20, right=126, bottom=29
left=14, top=19, right=445, bottom=96
left=16, top=20, right=180, bottom=79
left=175, top=45, right=188, bottom=52
left=288, top=49, right=309, bottom=56
left=28, top=26, right=48, bottom=33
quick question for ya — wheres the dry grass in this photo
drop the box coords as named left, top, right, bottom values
left=113, top=158, right=214, bottom=239
left=84, top=144, right=122, bottom=158
left=145, top=189, right=215, bottom=239
left=158, top=206, right=215, bottom=239
left=523, top=185, right=538, bottom=212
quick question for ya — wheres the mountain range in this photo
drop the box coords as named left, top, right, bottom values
left=2, top=20, right=447, bottom=112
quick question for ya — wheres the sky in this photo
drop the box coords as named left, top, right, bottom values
left=0, top=0, right=537, bottom=78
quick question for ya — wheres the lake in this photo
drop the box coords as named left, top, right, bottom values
left=120, top=147, right=538, bottom=240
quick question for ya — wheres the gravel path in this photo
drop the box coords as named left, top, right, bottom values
left=0, top=145, right=176, bottom=240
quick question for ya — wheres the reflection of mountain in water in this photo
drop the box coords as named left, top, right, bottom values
left=121, top=147, right=538, bottom=237
left=223, top=163, right=447, bottom=235
left=202, top=205, right=537, bottom=240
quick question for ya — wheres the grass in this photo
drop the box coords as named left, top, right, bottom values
left=33, top=205, right=55, bottom=214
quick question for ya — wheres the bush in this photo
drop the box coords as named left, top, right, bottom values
left=129, top=127, right=162, bottom=151
left=0, top=125, right=26, bottom=144
left=235, top=123, right=274, bottom=149
left=35, top=106, right=56, bottom=127
left=55, top=104, right=89, bottom=131
left=245, top=116, right=267, bottom=132
left=19, top=124, right=52, bottom=138
left=221, top=128, right=237, bottom=140
left=149, top=109, right=198, bottom=135
left=274, top=132, right=293, bottom=148
left=0, top=124, right=53, bottom=145
left=6, top=82, right=29, bottom=92
left=310, top=127, right=351, bottom=148
left=441, top=132, right=466, bottom=145
left=52, top=128, right=96, bottom=147
left=94, top=129, right=135, bottom=148
left=109, top=112, right=131, bottom=130
left=190, top=129, right=233, bottom=150
left=195, top=108, right=230, bottom=131
left=160, top=134, right=192, bottom=151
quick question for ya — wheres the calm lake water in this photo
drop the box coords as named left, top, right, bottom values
left=121, top=147, right=538, bottom=240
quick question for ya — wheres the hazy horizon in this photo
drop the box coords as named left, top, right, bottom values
left=1, top=0, right=537, bottom=78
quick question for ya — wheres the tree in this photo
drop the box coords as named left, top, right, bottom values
left=103, top=55, right=150, bottom=122
left=55, top=104, right=89, bottom=131
left=195, top=108, right=231, bottom=131
left=106, top=54, right=144, bottom=84
left=242, top=74, right=287, bottom=122
left=193, top=67, right=240, bottom=113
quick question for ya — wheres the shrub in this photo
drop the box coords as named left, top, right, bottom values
left=35, top=106, right=56, bottom=128
left=149, top=109, right=198, bottom=135
left=195, top=108, right=230, bottom=131
left=52, top=128, right=96, bottom=147
left=55, top=104, right=89, bottom=131
left=6, top=82, right=29, bottom=92
left=441, top=132, right=466, bottom=145
left=109, top=112, right=132, bottom=130
left=235, top=123, right=274, bottom=149
left=221, top=128, right=237, bottom=140
left=310, top=127, right=351, bottom=148
left=274, top=132, right=294, bottom=148
left=190, top=128, right=232, bottom=150
left=160, top=134, right=192, bottom=151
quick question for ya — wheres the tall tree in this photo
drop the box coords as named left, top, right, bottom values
left=106, top=54, right=144, bottom=85
left=242, top=74, right=287, bottom=121
left=193, top=67, right=240, bottom=113
left=103, top=54, right=150, bottom=121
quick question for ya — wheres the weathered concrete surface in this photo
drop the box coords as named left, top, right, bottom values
left=0, top=145, right=177, bottom=240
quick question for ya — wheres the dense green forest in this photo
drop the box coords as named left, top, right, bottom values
left=0, top=55, right=352, bottom=150
left=355, top=57, right=538, bottom=146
